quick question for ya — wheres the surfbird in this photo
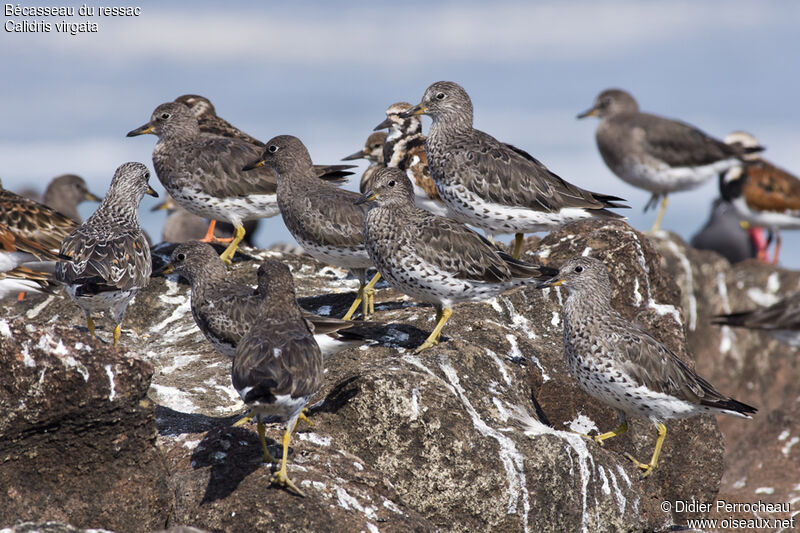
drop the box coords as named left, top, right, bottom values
left=578, top=89, right=759, bottom=232
left=343, top=131, right=386, bottom=195
left=719, top=131, right=800, bottom=264
left=244, top=135, right=381, bottom=321
left=713, top=292, right=800, bottom=348
left=373, top=102, right=450, bottom=218
left=539, top=256, right=756, bottom=476
left=55, top=162, right=157, bottom=346
left=402, top=81, right=627, bottom=258
left=358, top=167, right=557, bottom=352
left=231, top=258, right=324, bottom=496
left=689, top=198, right=765, bottom=264
left=175, top=93, right=356, bottom=180
left=165, top=241, right=384, bottom=357
left=42, top=174, right=102, bottom=223
left=0, top=179, right=78, bottom=251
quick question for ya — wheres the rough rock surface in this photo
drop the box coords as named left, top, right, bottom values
left=0, top=219, right=793, bottom=532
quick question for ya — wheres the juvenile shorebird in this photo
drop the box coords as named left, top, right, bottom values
left=343, top=131, right=387, bottom=195
left=578, top=89, right=758, bottom=232
left=56, top=162, right=157, bottom=346
left=231, top=259, right=324, bottom=496
left=719, top=130, right=800, bottom=264
left=245, top=135, right=381, bottom=321
left=42, top=174, right=102, bottom=223
left=358, top=167, right=557, bottom=352
left=165, top=241, right=384, bottom=357
left=540, top=256, right=756, bottom=476
left=402, top=81, right=626, bottom=258
left=689, top=198, right=765, bottom=264
left=713, top=292, right=800, bottom=348
left=373, top=102, right=449, bottom=217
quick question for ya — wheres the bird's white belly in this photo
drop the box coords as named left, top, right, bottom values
left=170, top=188, right=280, bottom=225
left=617, top=158, right=740, bottom=194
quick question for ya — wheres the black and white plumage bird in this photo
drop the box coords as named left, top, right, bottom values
left=166, top=241, right=384, bottom=358
left=56, top=162, right=157, bottom=346
left=372, top=102, right=450, bottom=217
left=245, top=135, right=381, bottom=321
left=231, top=258, right=324, bottom=496
left=42, top=174, right=102, bottom=223
left=358, top=167, right=557, bottom=352
left=539, top=256, right=756, bottom=476
left=578, top=89, right=757, bottom=232
left=402, top=81, right=627, bottom=258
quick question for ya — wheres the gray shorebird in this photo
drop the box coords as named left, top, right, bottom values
left=713, top=292, right=800, bottom=348
left=358, top=167, right=557, bottom=352
left=540, top=256, right=756, bottom=476
left=373, top=102, right=449, bottom=217
left=689, top=198, right=764, bottom=264
left=719, top=131, right=800, bottom=264
left=56, top=162, right=157, bottom=346
left=165, top=241, right=384, bottom=357
left=231, top=259, right=324, bottom=496
left=402, top=81, right=627, bottom=258
left=244, top=135, right=381, bottom=321
left=127, top=102, right=351, bottom=264
left=578, top=89, right=759, bottom=232
left=42, top=174, right=102, bottom=223
left=343, top=131, right=387, bottom=196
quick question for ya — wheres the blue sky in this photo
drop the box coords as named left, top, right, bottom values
left=2, top=1, right=800, bottom=265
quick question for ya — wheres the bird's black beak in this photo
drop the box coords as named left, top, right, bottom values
left=576, top=106, right=599, bottom=120
left=398, top=103, right=426, bottom=119
left=355, top=191, right=378, bottom=205
left=146, top=186, right=159, bottom=198
left=127, top=122, right=155, bottom=137
left=342, top=149, right=366, bottom=161
left=242, top=157, right=265, bottom=171
left=373, top=117, right=393, bottom=131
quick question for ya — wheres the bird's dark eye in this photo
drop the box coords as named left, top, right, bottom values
left=176, top=253, right=186, bottom=262
left=160, top=113, right=170, bottom=120
left=435, top=92, right=446, bottom=100
left=268, top=145, right=279, bottom=153
left=388, top=180, right=396, bottom=187
left=574, top=265, right=583, bottom=273
left=145, top=172, right=150, bottom=180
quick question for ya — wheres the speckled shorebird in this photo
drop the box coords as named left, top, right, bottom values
left=42, top=174, right=102, bottom=223
left=127, top=102, right=352, bottom=264
left=56, top=162, right=157, bottom=346
left=719, top=131, right=800, bottom=264
left=713, top=292, right=800, bottom=348
left=244, top=135, right=381, bottom=321
left=539, top=256, right=756, bottom=476
left=372, top=102, right=450, bottom=217
left=689, top=198, right=764, bottom=264
left=0, top=223, right=59, bottom=298
left=231, top=259, right=324, bottom=496
left=402, top=81, right=627, bottom=258
left=166, top=241, right=384, bottom=357
left=358, top=167, right=557, bottom=352
left=343, top=131, right=386, bottom=195
left=578, top=89, right=759, bottom=232
left=0, top=178, right=78, bottom=251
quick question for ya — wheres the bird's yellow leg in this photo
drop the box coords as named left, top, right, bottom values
left=512, top=233, right=524, bottom=259
left=218, top=224, right=246, bottom=265
left=257, top=419, right=277, bottom=464
left=87, top=316, right=95, bottom=338
left=649, top=196, right=669, bottom=233
left=113, top=324, right=122, bottom=347
left=342, top=284, right=365, bottom=321
left=415, top=307, right=453, bottom=353
left=625, top=422, right=666, bottom=477
left=581, top=421, right=628, bottom=446
left=271, top=419, right=304, bottom=496
left=298, top=409, right=313, bottom=428
left=232, top=412, right=254, bottom=427
left=362, top=272, right=381, bottom=318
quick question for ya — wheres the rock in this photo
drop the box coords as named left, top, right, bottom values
left=0, top=220, right=782, bottom=532
left=0, top=318, right=171, bottom=532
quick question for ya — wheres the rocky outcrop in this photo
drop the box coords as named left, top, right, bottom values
left=0, top=219, right=794, bottom=532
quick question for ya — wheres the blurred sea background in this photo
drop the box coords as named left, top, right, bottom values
left=2, top=1, right=799, bottom=265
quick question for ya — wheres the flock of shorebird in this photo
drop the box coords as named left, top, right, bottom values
left=9, top=79, right=800, bottom=495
